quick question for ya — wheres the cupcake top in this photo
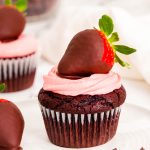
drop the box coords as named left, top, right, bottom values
left=43, top=67, right=121, bottom=96
left=39, top=86, right=126, bottom=113
left=0, top=99, right=24, bottom=150
left=43, top=15, right=136, bottom=96
left=0, top=34, right=37, bottom=58
left=0, top=1, right=37, bottom=58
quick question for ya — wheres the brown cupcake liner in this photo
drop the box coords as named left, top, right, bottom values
left=40, top=105, right=121, bottom=148
left=0, top=54, right=37, bottom=92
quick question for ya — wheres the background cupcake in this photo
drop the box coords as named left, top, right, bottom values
left=38, top=15, right=136, bottom=148
left=0, top=1, right=37, bottom=92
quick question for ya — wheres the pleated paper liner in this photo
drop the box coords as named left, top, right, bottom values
left=0, top=53, right=37, bottom=92
left=40, top=105, right=121, bottom=148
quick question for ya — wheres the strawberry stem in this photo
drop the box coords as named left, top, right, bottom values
left=0, top=83, right=6, bottom=92
left=98, top=14, right=137, bottom=69
left=5, top=0, right=12, bottom=5
left=15, top=0, right=28, bottom=12
left=4, top=0, right=28, bottom=12
left=113, top=45, right=136, bottom=55
left=109, top=32, right=119, bottom=43
left=115, top=54, right=130, bottom=68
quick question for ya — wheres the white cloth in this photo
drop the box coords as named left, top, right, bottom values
left=111, top=8, right=150, bottom=83
left=39, top=4, right=150, bottom=84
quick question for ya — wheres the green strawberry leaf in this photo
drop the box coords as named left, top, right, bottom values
left=115, top=54, right=130, bottom=68
left=98, top=14, right=136, bottom=69
left=109, top=32, right=119, bottom=43
left=5, top=0, right=12, bottom=5
left=99, top=15, right=114, bottom=36
left=0, top=83, right=6, bottom=92
left=113, top=45, right=136, bottom=55
left=15, top=0, right=28, bottom=12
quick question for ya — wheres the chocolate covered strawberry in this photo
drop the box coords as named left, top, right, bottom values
left=58, top=15, right=136, bottom=77
left=0, top=99, right=24, bottom=150
left=0, top=0, right=27, bottom=41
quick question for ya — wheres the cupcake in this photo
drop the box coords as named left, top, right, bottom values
left=38, top=15, right=136, bottom=148
left=0, top=2, right=37, bottom=92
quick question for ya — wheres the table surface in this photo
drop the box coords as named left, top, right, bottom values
left=1, top=59, right=150, bottom=150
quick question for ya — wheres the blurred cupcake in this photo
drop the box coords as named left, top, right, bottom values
left=27, top=0, right=57, bottom=17
left=38, top=15, right=136, bottom=148
left=0, top=2, right=37, bottom=92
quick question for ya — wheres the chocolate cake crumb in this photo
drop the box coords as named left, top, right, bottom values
left=38, top=86, right=126, bottom=114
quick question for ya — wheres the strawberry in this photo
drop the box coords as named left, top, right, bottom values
left=0, top=99, right=24, bottom=150
left=0, top=99, right=8, bottom=103
left=98, top=15, right=136, bottom=69
left=98, top=31, right=115, bottom=67
left=0, top=0, right=27, bottom=41
left=58, top=15, right=136, bottom=77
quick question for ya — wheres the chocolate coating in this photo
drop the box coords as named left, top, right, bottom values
left=0, top=100, right=24, bottom=150
left=0, top=6, right=25, bottom=41
left=58, top=29, right=112, bottom=77
left=38, top=86, right=126, bottom=114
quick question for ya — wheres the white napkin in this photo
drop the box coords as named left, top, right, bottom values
left=111, top=8, right=150, bottom=83
left=40, top=6, right=150, bottom=84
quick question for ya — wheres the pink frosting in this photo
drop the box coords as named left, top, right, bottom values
left=43, top=68, right=122, bottom=96
left=0, top=34, right=37, bottom=58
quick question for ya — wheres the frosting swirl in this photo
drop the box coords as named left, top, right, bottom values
left=0, top=34, right=37, bottom=58
left=43, top=68, right=122, bottom=96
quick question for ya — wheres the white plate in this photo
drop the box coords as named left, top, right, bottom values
left=16, top=99, right=150, bottom=150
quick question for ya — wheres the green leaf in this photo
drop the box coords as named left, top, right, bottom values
left=99, top=15, right=114, bottom=36
left=15, top=0, right=28, bottom=12
left=109, top=32, right=119, bottom=43
left=0, top=83, right=6, bottom=92
left=113, top=45, right=136, bottom=55
left=115, top=54, right=130, bottom=68
left=5, top=0, right=12, bottom=5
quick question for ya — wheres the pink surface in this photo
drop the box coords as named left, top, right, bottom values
left=43, top=67, right=122, bottom=96
left=0, top=34, right=37, bottom=58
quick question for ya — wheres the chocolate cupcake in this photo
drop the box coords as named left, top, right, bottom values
left=0, top=4, right=37, bottom=92
left=38, top=15, right=136, bottom=148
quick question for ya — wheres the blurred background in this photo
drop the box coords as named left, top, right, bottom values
left=1, top=0, right=150, bottom=84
